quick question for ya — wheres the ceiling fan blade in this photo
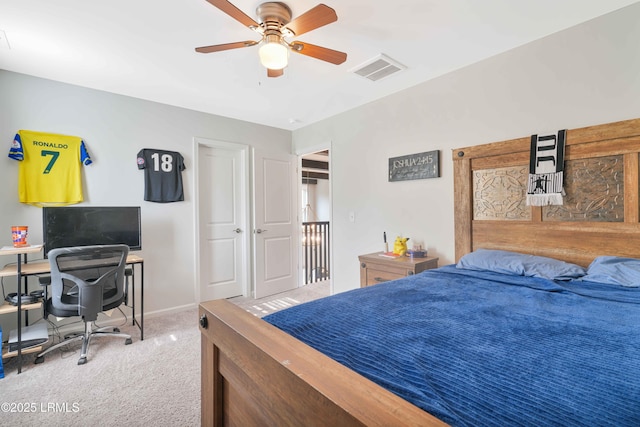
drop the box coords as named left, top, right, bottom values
left=204, top=0, right=259, bottom=28
left=291, top=41, right=347, bottom=65
left=195, top=40, right=258, bottom=53
left=267, top=68, right=284, bottom=78
left=284, top=4, right=337, bottom=36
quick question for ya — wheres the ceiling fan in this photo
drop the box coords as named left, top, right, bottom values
left=195, top=0, right=347, bottom=77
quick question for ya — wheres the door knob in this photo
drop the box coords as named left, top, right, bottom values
left=233, top=228, right=242, bottom=233
left=254, top=229, right=268, bottom=234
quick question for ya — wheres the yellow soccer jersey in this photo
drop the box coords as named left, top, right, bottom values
left=8, top=130, right=92, bottom=206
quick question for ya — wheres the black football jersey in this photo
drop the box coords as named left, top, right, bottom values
left=137, top=148, right=185, bottom=203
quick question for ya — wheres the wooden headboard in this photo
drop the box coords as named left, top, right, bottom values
left=453, top=117, right=640, bottom=267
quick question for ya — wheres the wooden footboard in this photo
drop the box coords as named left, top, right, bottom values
left=199, top=299, right=447, bottom=427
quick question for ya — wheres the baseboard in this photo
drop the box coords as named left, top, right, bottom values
left=141, top=303, right=197, bottom=320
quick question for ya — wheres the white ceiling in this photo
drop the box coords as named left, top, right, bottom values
left=1, top=1, right=637, bottom=131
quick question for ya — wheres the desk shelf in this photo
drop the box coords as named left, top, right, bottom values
left=2, top=343, right=45, bottom=360
left=0, top=301, right=42, bottom=315
left=1, top=301, right=45, bottom=363
left=0, top=244, right=44, bottom=373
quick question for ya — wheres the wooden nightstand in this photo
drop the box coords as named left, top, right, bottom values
left=359, top=252, right=439, bottom=287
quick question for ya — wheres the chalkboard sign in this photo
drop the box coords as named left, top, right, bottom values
left=389, top=150, right=440, bottom=182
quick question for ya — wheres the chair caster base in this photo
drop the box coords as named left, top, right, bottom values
left=125, top=338, right=132, bottom=345
left=34, top=356, right=44, bottom=364
left=113, top=327, right=120, bottom=333
left=78, top=357, right=87, bottom=365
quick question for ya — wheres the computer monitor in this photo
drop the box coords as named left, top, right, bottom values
left=42, top=206, right=141, bottom=256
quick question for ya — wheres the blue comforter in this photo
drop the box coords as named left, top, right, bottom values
left=264, top=265, right=640, bottom=426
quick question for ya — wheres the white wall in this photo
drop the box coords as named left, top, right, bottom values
left=314, top=179, right=331, bottom=222
left=0, top=71, right=291, bottom=318
left=304, top=180, right=330, bottom=222
left=293, top=3, right=640, bottom=294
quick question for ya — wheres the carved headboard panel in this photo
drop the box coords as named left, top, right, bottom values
left=453, top=118, right=640, bottom=267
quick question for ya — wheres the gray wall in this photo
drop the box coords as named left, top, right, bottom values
left=293, top=3, right=640, bottom=294
left=0, top=71, right=291, bottom=318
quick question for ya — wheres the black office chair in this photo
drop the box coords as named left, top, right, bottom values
left=35, top=244, right=133, bottom=365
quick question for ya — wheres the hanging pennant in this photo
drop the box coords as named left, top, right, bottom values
left=526, top=130, right=566, bottom=206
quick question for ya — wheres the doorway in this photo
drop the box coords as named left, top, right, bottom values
left=300, top=148, right=332, bottom=289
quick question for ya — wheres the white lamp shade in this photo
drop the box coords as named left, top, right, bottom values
left=259, top=41, right=289, bottom=70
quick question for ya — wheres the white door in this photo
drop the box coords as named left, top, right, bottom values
left=253, top=148, right=298, bottom=298
left=197, top=140, right=249, bottom=301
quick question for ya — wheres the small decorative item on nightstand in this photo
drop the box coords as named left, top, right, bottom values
left=392, top=236, right=409, bottom=256
left=407, top=244, right=427, bottom=258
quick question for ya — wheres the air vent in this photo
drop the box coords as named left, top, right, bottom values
left=350, top=54, right=405, bottom=82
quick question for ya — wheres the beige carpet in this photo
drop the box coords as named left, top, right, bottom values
left=0, top=309, right=200, bottom=426
left=0, top=281, right=329, bottom=426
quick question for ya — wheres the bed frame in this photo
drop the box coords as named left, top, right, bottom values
left=454, top=117, right=640, bottom=266
left=200, top=117, right=640, bottom=426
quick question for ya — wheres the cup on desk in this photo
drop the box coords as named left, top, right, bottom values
left=11, top=226, right=28, bottom=247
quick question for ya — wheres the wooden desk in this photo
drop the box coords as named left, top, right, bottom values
left=0, top=250, right=145, bottom=373
left=0, top=254, right=144, bottom=277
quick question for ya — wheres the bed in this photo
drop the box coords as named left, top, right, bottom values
left=199, top=117, right=640, bottom=426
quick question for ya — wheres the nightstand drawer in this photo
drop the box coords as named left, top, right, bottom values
left=364, top=267, right=405, bottom=286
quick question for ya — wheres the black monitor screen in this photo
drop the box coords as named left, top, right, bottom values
left=43, top=206, right=141, bottom=256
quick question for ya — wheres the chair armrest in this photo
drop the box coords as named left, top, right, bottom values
left=38, top=275, right=51, bottom=286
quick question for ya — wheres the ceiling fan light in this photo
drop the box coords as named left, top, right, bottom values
left=259, top=40, right=289, bottom=70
